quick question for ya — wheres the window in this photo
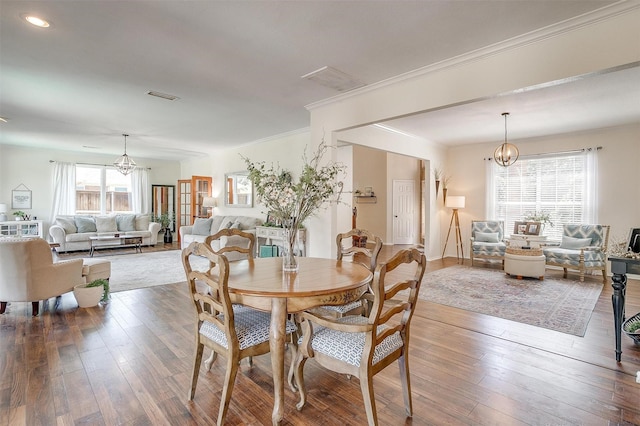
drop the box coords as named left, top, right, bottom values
left=488, top=151, right=597, bottom=241
left=76, top=166, right=133, bottom=215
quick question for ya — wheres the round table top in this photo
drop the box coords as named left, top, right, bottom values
left=226, top=256, right=372, bottom=298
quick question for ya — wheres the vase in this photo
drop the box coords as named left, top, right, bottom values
left=73, top=284, right=104, bottom=308
left=163, top=227, right=173, bottom=243
left=281, top=227, right=298, bottom=272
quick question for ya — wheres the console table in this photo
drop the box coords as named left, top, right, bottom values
left=255, top=226, right=306, bottom=257
left=0, top=220, right=43, bottom=238
left=608, top=256, right=640, bottom=362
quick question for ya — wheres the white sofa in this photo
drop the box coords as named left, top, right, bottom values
left=49, top=214, right=161, bottom=253
left=179, top=215, right=263, bottom=260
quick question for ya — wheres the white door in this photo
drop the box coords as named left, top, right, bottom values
left=393, top=180, right=415, bottom=244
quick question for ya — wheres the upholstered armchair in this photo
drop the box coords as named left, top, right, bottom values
left=542, top=224, right=610, bottom=282
left=470, top=220, right=507, bottom=266
left=0, top=238, right=84, bottom=316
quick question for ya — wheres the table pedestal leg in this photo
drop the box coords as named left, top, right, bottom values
left=270, top=298, right=286, bottom=425
left=611, top=272, right=627, bottom=362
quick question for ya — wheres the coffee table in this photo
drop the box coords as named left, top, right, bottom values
left=89, top=235, right=143, bottom=257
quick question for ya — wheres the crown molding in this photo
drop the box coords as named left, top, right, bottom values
left=306, top=0, right=640, bottom=111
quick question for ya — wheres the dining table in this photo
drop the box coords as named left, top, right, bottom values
left=225, top=256, right=373, bottom=425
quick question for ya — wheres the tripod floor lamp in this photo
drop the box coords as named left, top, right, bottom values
left=442, top=195, right=465, bottom=261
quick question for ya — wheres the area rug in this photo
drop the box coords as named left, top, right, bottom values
left=419, top=265, right=603, bottom=336
left=107, top=250, right=206, bottom=292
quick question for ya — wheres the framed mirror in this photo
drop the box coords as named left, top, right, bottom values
left=225, top=172, right=253, bottom=207
left=152, top=184, right=176, bottom=231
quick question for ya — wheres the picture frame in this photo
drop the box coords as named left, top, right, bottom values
left=514, top=221, right=527, bottom=235
left=11, top=189, right=32, bottom=209
left=627, top=228, right=640, bottom=253
left=525, top=221, right=541, bottom=235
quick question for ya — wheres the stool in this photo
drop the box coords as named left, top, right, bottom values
left=504, top=250, right=545, bottom=280
left=82, top=258, right=111, bottom=283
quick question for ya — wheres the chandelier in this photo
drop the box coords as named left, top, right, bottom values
left=113, top=133, right=137, bottom=175
left=494, top=112, right=519, bottom=167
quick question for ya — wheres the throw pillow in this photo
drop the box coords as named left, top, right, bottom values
left=55, top=217, right=77, bottom=234
left=475, top=232, right=499, bottom=243
left=192, top=218, right=213, bottom=235
left=229, top=220, right=241, bottom=230
left=135, top=215, right=150, bottom=231
left=74, top=216, right=97, bottom=233
left=95, top=215, right=118, bottom=233
left=116, top=214, right=136, bottom=232
left=560, top=236, right=592, bottom=249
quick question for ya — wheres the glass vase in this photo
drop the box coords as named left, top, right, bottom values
left=281, top=228, right=298, bottom=272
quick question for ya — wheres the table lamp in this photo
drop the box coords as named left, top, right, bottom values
left=442, top=195, right=465, bottom=262
left=202, top=197, right=217, bottom=217
left=0, top=203, right=7, bottom=222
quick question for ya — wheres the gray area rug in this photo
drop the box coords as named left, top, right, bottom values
left=420, top=265, right=603, bottom=336
left=108, top=250, right=206, bottom=292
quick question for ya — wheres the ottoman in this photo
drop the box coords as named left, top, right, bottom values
left=504, top=248, right=545, bottom=280
left=82, top=258, right=111, bottom=283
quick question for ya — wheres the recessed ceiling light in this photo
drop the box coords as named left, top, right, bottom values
left=23, top=15, right=50, bottom=28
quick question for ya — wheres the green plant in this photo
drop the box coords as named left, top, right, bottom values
left=628, top=322, right=640, bottom=333
left=152, top=212, right=174, bottom=230
left=13, top=210, right=25, bottom=217
left=86, top=278, right=110, bottom=303
left=524, top=211, right=554, bottom=228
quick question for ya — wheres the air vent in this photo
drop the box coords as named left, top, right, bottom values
left=147, top=91, right=180, bottom=101
left=301, top=66, right=365, bottom=92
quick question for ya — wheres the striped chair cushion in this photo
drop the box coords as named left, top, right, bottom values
left=301, top=316, right=403, bottom=367
left=200, top=305, right=297, bottom=350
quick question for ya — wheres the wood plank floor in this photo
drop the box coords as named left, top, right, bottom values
left=2, top=243, right=639, bottom=425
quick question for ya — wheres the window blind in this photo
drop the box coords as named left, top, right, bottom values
left=490, top=152, right=587, bottom=241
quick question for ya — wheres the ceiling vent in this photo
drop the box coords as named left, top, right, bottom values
left=301, top=66, right=365, bottom=92
left=147, top=91, right=180, bottom=101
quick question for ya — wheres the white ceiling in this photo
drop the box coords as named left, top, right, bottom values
left=1, top=0, right=638, bottom=161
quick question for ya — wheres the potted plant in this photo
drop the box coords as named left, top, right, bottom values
left=153, top=212, right=174, bottom=243
left=73, top=278, right=109, bottom=307
left=13, top=211, right=25, bottom=221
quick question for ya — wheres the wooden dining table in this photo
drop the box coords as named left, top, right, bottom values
left=225, top=256, right=373, bottom=425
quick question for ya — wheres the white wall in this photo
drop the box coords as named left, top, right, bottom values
left=306, top=6, right=640, bottom=259
left=0, top=144, right=181, bottom=236
left=444, top=123, right=640, bottom=257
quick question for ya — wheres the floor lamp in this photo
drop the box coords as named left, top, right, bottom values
left=442, top=195, right=465, bottom=262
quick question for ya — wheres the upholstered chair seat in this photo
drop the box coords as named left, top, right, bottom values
left=470, top=220, right=506, bottom=266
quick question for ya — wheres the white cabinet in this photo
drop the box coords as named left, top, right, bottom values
left=0, top=220, right=44, bottom=238
left=255, top=226, right=306, bottom=257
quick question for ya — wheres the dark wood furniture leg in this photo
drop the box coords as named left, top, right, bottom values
left=32, top=301, right=39, bottom=316
left=0, top=301, right=6, bottom=314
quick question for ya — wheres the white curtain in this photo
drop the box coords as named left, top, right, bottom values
left=132, top=168, right=150, bottom=214
left=582, top=147, right=599, bottom=224
left=484, top=158, right=496, bottom=219
left=50, top=162, right=76, bottom=219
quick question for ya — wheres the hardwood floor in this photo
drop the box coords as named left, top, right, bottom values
left=2, top=244, right=639, bottom=425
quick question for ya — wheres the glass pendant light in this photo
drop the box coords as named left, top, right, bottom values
left=494, top=112, right=519, bottom=167
left=113, top=133, right=137, bottom=175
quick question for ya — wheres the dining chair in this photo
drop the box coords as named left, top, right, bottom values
left=293, top=248, right=426, bottom=425
left=204, top=228, right=256, bottom=262
left=313, top=228, right=382, bottom=318
left=182, top=242, right=297, bottom=425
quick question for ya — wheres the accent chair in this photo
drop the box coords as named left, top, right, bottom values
left=0, top=237, right=84, bottom=316
left=542, top=224, right=610, bottom=282
left=470, top=220, right=507, bottom=267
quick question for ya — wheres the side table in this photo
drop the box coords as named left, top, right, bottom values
left=504, top=247, right=545, bottom=280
